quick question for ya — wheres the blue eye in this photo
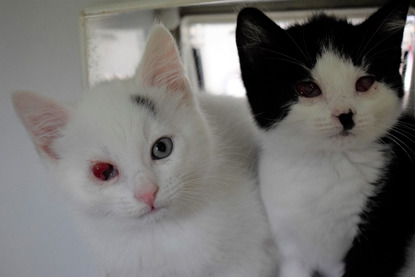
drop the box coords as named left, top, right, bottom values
left=151, top=137, right=173, bottom=160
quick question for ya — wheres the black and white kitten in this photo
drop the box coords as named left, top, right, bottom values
left=237, top=0, right=415, bottom=276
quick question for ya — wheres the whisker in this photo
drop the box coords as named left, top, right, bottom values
left=284, top=27, right=314, bottom=67
left=356, top=5, right=404, bottom=62
left=359, top=31, right=404, bottom=63
left=382, top=126, right=415, bottom=163
left=239, top=46, right=310, bottom=72
left=364, top=45, right=403, bottom=62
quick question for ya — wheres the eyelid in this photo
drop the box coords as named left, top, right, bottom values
left=356, top=75, right=375, bottom=92
left=296, top=80, right=322, bottom=98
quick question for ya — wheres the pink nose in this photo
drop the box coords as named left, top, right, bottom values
left=134, top=183, right=159, bottom=208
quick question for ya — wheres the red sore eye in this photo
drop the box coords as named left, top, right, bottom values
left=296, top=81, right=322, bottom=98
left=356, top=76, right=375, bottom=92
left=92, top=162, right=118, bottom=181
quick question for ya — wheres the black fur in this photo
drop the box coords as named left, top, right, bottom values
left=236, top=0, right=408, bottom=129
left=131, top=95, right=155, bottom=114
left=343, top=114, right=415, bottom=277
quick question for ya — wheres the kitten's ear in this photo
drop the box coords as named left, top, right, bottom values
left=136, top=25, right=192, bottom=102
left=236, top=8, right=283, bottom=66
left=363, top=0, right=409, bottom=34
left=12, top=91, right=70, bottom=160
left=236, top=8, right=306, bottom=74
left=359, top=0, right=409, bottom=67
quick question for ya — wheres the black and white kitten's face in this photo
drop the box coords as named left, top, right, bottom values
left=236, top=0, right=408, bottom=151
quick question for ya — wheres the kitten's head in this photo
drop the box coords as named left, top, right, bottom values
left=13, top=25, right=214, bottom=225
left=236, top=0, right=409, bottom=151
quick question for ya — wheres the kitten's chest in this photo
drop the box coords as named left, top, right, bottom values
left=260, top=142, right=384, bottom=210
left=260, top=142, right=385, bottom=267
left=89, top=219, right=215, bottom=277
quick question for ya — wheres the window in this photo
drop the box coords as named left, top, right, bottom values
left=80, top=9, right=155, bottom=87
left=80, top=4, right=415, bottom=111
left=181, top=10, right=415, bottom=107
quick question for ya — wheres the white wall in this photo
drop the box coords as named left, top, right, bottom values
left=0, top=1, right=118, bottom=276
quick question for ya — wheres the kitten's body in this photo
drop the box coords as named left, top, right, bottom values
left=260, top=117, right=415, bottom=277
left=72, top=87, right=272, bottom=277
left=13, top=26, right=276, bottom=277
left=260, top=134, right=384, bottom=276
left=237, top=1, right=415, bottom=276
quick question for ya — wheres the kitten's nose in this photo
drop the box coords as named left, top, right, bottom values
left=337, top=111, right=355, bottom=130
left=135, top=182, right=159, bottom=208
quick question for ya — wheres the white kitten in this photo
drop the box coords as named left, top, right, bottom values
left=13, top=25, right=277, bottom=277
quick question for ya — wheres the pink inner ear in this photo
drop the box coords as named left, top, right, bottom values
left=29, top=109, right=68, bottom=160
left=137, top=26, right=192, bottom=100
left=142, top=45, right=189, bottom=93
left=40, top=144, right=59, bottom=160
left=13, top=91, right=69, bottom=160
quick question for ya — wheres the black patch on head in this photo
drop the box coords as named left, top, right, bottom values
left=236, top=0, right=408, bottom=130
left=131, top=95, right=155, bottom=114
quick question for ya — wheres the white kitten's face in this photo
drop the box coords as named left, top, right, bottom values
left=53, top=80, right=212, bottom=223
left=276, top=50, right=401, bottom=151
left=13, top=25, right=214, bottom=226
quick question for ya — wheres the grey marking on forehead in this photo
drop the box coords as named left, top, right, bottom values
left=131, top=95, right=156, bottom=114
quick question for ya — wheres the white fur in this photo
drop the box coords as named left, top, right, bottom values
left=13, top=25, right=277, bottom=277
left=259, top=50, right=402, bottom=276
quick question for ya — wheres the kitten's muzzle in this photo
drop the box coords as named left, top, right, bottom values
left=337, top=111, right=355, bottom=131
left=134, top=182, right=159, bottom=209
